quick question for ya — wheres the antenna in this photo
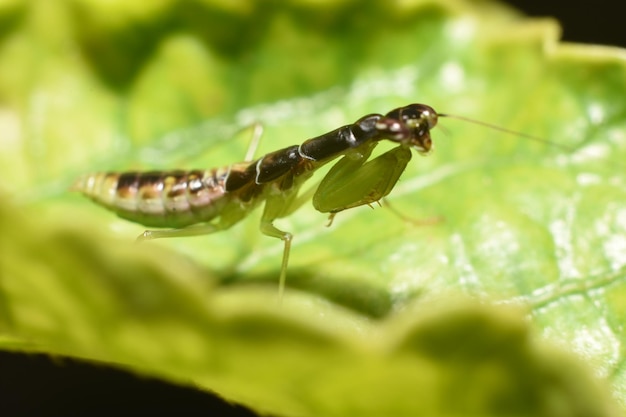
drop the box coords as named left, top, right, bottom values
left=438, top=113, right=572, bottom=152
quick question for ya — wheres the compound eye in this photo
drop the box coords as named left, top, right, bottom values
left=422, top=110, right=438, bottom=129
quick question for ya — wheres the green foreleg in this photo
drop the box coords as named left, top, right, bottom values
left=313, top=145, right=412, bottom=214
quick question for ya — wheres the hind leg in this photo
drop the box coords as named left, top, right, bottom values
left=137, top=223, right=222, bottom=242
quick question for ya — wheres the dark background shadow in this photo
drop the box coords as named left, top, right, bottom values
left=2, top=1, right=623, bottom=416
left=508, top=0, right=625, bottom=47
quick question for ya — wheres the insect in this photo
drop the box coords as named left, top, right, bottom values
left=73, top=103, right=557, bottom=298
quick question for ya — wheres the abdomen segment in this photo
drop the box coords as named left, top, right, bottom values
left=72, top=169, right=228, bottom=228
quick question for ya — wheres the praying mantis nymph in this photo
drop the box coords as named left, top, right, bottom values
left=73, top=103, right=560, bottom=297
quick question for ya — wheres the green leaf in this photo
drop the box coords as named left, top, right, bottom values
left=1, top=0, right=624, bottom=415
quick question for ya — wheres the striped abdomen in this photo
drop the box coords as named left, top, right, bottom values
left=73, top=168, right=234, bottom=228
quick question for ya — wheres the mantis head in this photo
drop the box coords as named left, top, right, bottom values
left=374, top=103, right=438, bottom=155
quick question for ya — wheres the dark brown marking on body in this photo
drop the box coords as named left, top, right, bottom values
left=116, top=172, right=140, bottom=199
left=256, top=145, right=300, bottom=184
left=139, top=171, right=165, bottom=186
left=225, top=165, right=256, bottom=191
